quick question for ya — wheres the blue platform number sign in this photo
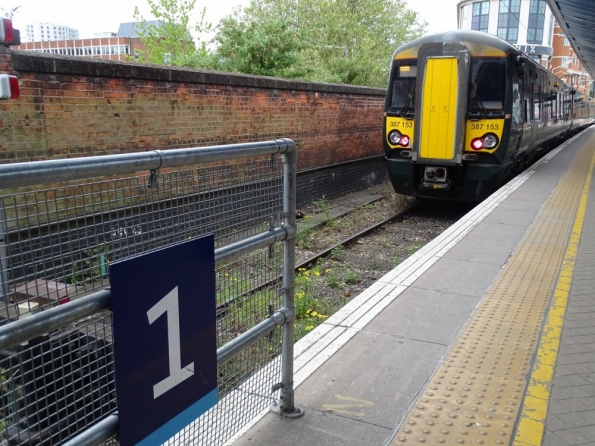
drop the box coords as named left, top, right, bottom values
left=110, top=236, right=217, bottom=446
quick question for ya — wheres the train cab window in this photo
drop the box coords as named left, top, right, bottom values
left=469, top=59, right=506, bottom=111
left=389, top=63, right=417, bottom=116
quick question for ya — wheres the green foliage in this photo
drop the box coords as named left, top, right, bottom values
left=345, top=270, right=358, bottom=284
left=133, top=0, right=426, bottom=85
left=295, top=266, right=330, bottom=321
left=221, top=0, right=427, bottom=87
left=0, top=5, right=20, bottom=20
left=410, top=241, right=421, bottom=254
left=213, top=12, right=307, bottom=78
left=326, top=268, right=341, bottom=288
left=69, top=244, right=109, bottom=285
left=296, top=215, right=314, bottom=249
left=314, top=198, right=337, bottom=228
left=133, top=0, right=212, bottom=66
left=330, top=245, right=344, bottom=261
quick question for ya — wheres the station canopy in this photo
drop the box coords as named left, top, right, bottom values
left=547, top=0, right=595, bottom=78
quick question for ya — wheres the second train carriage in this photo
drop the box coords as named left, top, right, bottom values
left=383, top=30, right=595, bottom=201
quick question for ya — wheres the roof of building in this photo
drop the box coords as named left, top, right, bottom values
left=116, top=21, right=165, bottom=38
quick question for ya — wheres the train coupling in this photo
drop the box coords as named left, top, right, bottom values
left=420, top=166, right=451, bottom=190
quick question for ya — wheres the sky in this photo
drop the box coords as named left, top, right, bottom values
left=5, top=0, right=459, bottom=41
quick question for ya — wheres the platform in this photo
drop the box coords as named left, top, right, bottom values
left=230, top=127, right=595, bottom=446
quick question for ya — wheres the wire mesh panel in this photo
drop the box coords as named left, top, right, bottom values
left=0, top=150, right=290, bottom=445
left=0, top=313, right=115, bottom=445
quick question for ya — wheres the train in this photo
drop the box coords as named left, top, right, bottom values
left=383, top=30, right=595, bottom=201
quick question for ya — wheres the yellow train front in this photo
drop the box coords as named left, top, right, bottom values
left=384, top=30, right=594, bottom=201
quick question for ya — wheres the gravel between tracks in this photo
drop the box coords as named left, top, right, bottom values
left=292, top=182, right=472, bottom=338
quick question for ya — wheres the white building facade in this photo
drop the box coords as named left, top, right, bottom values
left=24, top=23, right=80, bottom=42
left=458, top=0, right=555, bottom=66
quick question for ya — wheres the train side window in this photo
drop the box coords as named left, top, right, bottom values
left=389, top=64, right=417, bottom=112
left=533, top=85, right=541, bottom=121
left=469, top=59, right=505, bottom=110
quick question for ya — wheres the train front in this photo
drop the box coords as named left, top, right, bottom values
left=384, top=31, right=512, bottom=201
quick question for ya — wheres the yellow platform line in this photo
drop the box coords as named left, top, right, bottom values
left=390, top=134, right=595, bottom=446
left=513, top=144, right=595, bottom=445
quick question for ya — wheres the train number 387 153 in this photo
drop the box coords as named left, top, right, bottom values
left=389, top=121, right=413, bottom=128
left=471, top=123, right=499, bottom=131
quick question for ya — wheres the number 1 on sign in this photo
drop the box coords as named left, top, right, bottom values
left=147, top=286, right=194, bottom=399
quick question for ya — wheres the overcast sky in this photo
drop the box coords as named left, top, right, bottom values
left=7, top=0, right=459, bottom=41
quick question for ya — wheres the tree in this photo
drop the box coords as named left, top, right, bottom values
left=134, top=0, right=212, bottom=66
left=0, top=5, right=20, bottom=20
left=212, top=11, right=307, bottom=78
left=214, top=0, right=426, bottom=87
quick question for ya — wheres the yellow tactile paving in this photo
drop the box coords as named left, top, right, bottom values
left=514, top=140, right=595, bottom=446
left=391, top=135, right=595, bottom=445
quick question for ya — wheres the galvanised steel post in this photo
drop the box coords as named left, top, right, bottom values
left=272, top=138, right=304, bottom=417
left=0, top=204, right=7, bottom=302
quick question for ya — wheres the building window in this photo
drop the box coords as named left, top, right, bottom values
left=561, top=57, right=571, bottom=68
left=527, top=0, right=546, bottom=44
left=460, top=5, right=468, bottom=28
left=497, top=0, right=521, bottom=43
left=472, top=1, right=490, bottom=32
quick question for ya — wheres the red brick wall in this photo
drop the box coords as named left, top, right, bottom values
left=0, top=47, right=386, bottom=170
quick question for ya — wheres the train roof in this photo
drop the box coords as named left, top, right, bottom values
left=393, top=30, right=520, bottom=60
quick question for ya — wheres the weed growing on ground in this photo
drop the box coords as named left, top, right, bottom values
left=410, top=241, right=421, bottom=254
left=296, top=215, right=315, bottom=249
left=330, top=245, right=344, bottom=261
left=314, top=198, right=336, bottom=228
left=345, top=270, right=358, bottom=284
left=294, top=260, right=343, bottom=341
left=326, top=268, right=342, bottom=288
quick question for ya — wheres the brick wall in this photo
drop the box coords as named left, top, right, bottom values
left=0, top=47, right=386, bottom=170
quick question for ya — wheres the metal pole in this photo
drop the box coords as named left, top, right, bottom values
left=271, top=139, right=303, bottom=417
left=0, top=203, right=8, bottom=302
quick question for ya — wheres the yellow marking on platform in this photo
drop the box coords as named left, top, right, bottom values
left=514, top=140, right=595, bottom=446
left=390, top=134, right=595, bottom=446
left=323, top=394, right=375, bottom=418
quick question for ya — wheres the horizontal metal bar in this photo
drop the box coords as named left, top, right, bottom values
left=217, top=307, right=294, bottom=367
left=0, top=290, right=110, bottom=351
left=0, top=226, right=289, bottom=351
left=215, top=226, right=289, bottom=265
left=0, top=139, right=294, bottom=189
left=61, top=414, right=119, bottom=446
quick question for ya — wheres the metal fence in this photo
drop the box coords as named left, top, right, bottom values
left=0, top=139, right=299, bottom=445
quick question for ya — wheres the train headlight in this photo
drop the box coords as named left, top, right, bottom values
left=470, top=133, right=499, bottom=151
left=388, top=130, right=410, bottom=147
left=388, top=130, right=402, bottom=145
left=482, top=133, right=499, bottom=148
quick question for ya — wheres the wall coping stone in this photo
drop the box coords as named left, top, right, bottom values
left=10, top=49, right=386, bottom=96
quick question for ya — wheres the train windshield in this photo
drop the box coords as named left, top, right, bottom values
left=389, top=63, right=417, bottom=116
left=469, top=59, right=506, bottom=111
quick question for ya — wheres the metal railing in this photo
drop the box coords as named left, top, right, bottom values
left=0, top=139, right=299, bottom=445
